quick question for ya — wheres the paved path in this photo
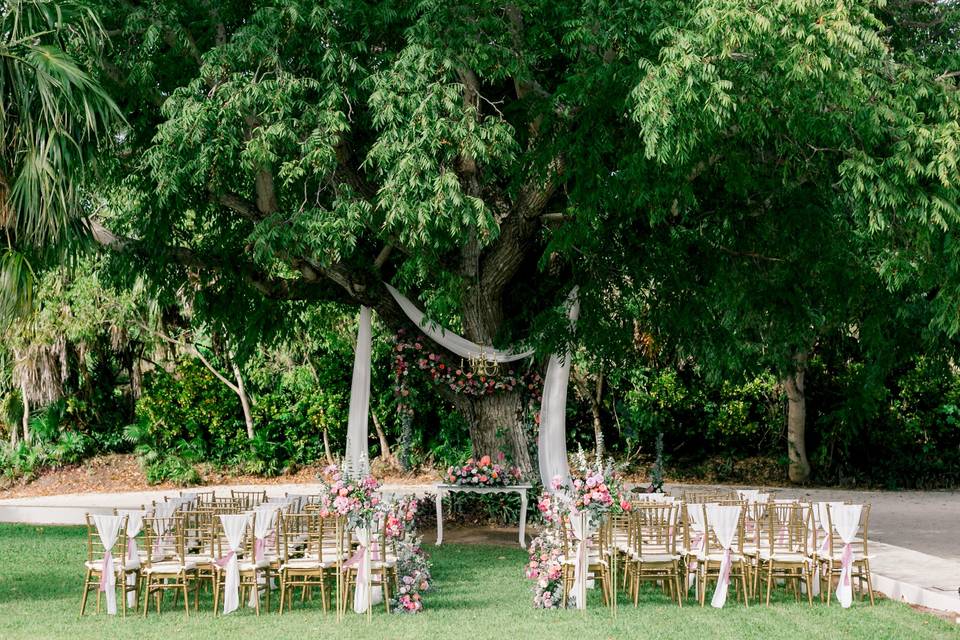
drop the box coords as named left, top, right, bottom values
left=1, top=481, right=957, bottom=617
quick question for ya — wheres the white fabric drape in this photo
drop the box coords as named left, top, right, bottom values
left=247, top=507, right=278, bottom=607
left=348, top=526, right=383, bottom=613
left=345, top=306, right=372, bottom=478
left=385, top=283, right=535, bottom=362
left=117, top=509, right=145, bottom=607
left=218, top=514, right=249, bottom=615
left=830, top=504, right=863, bottom=608
left=686, top=504, right=709, bottom=590
left=92, top=514, right=124, bottom=615
left=810, top=501, right=844, bottom=598
left=706, top=504, right=741, bottom=608
left=537, top=288, right=580, bottom=488
left=569, top=510, right=589, bottom=610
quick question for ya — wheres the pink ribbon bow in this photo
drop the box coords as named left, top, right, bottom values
left=215, top=550, right=236, bottom=569
left=127, top=538, right=138, bottom=564
left=99, top=550, right=114, bottom=593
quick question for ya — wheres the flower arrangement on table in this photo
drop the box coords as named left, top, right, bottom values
left=316, top=464, right=382, bottom=528
left=443, top=453, right=524, bottom=486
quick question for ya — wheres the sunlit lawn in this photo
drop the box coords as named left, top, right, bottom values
left=0, top=524, right=955, bottom=639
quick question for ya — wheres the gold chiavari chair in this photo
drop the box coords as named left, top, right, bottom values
left=340, top=515, right=400, bottom=613
left=756, top=501, right=815, bottom=605
left=231, top=489, right=268, bottom=510
left=559, top=513, right=612, bottom=608
left=821, top=504, right=875, bottom=606
left=141, top=515, right=198, bottom=617
left=180, top=509, right=218, bottom=610
left=80, top=513, right=136, bottom=616
left=628, top=503, right=683, bottom=606
left=697, top=504, right=750, bottom=607
left=212, top=512, right=271, bottom=615
left=278, top=512, right=348, bottom=613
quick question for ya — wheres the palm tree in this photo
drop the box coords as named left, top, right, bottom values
left=0, top=0, right=120, bottom=322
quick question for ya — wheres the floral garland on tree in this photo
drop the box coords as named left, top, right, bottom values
left=392, top=330, right=543, bottom=401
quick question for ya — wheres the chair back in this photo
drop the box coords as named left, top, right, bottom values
left=634, top=503, right=678, bottom=556
left=231, top=490, right=268, bottom=510
left=142, top=515, right=187, bottom=567
left=85, top=513, right=130, bottom=570
left=825, top=503, right=870, bottom=557
left=703, top=504, right=744, bottom=555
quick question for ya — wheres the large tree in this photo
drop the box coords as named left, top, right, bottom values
left=84, top=0, right=959, bottom=478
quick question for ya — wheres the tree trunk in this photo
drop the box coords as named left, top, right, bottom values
left=322, top=426, right=333, bottom=465
left=573, top=367, right=604, bottom=458
left=20, top=379, right=30, bottom=445
left=371, top=409, right=395, bottom=463
left=783, top=352, right=811, bottom=483
left=452, top=389, right=533, bottom=479
left=231, top=361, right=255, bottom=440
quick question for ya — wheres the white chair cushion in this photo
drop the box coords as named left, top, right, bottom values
left=632, top=553, right=680, bottom=563
left=143, top=560, right=197, bottom=574
left=758, top=550, right=812, bottom=563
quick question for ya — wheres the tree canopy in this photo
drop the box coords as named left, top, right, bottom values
left=3, top=0, right=959, bottom=482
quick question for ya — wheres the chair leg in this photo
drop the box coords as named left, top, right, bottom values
left=740, top=563, right=749, bottom=609
left=141, top=575, right=150, bottom=618
left=825, top=561, right=833, bottom=605
left=80, top=570, right=91, bottom=616
left=182, top=576, right=190, bottom=618
left=864, top=560, right=876, bottom=606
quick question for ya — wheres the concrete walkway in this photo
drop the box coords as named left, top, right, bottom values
left=1, top=482, right=957, bottom=619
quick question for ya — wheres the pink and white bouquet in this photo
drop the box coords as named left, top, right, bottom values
left=550, top=449, right=631, bottom=527
left=317, top=464, right=382, bottom=527
left=391, top=536, right=432, bottom=613
left=444, top=453, right=523, bottom=487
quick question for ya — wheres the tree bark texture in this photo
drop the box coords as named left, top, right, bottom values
left=783, top=352, right=811, bottom=483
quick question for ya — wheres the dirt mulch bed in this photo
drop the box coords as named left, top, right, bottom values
left=0, top=453, right=437, bottom=499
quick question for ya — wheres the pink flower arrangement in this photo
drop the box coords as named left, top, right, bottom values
left=525, top=515, right=565, bottom=609
left=391, top=537, right=431, bottom=614
left=316, top=465, right=381, bottom=527
left=444, top=452, right=524, bottom=487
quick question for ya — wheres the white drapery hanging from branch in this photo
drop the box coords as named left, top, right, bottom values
left=344, top=306, right=372, bottom=477
left=537, top=288, right=578, bottom=488
left=344, top=285, right=578, bottom=490
left=384, top=283, right=535, bottom=362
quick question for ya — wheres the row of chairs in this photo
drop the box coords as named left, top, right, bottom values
left=80, top=491, right=400, bottom=617
left=558, top=493, right=874, bottom=608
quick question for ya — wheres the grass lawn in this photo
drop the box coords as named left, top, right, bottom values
left=0, top=523, right=955, bottom=639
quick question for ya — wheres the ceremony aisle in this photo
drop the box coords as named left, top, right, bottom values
left=0, top=524, right=954, bottom=640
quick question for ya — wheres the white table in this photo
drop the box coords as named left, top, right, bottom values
left=433, top=483, right=532, bottom=547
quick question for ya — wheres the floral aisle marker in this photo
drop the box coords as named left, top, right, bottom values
left=386, top=495, right=432, bottom=614
left=525, top=450, right=630, bottom=610
left=317, top=467, right=433, bottom=615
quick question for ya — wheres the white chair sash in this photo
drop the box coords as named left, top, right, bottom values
left=247, top=507, right=279, bottom=607
left=342, top=526, right=383, bottom=613
left=830, top=504, right=863, bottom=608
left=686, top=504, right=708, bottom=590
left=92, top=515, right=124, bottom=615
left=706, top=504, right=741, bottom=608
left=569, top=510, right=589, bottom=610
left=217, top=513, right=250, bottom=614
left=736, top=489, right=760, bottom=502
left=117, top=509, right=145, bottom=607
